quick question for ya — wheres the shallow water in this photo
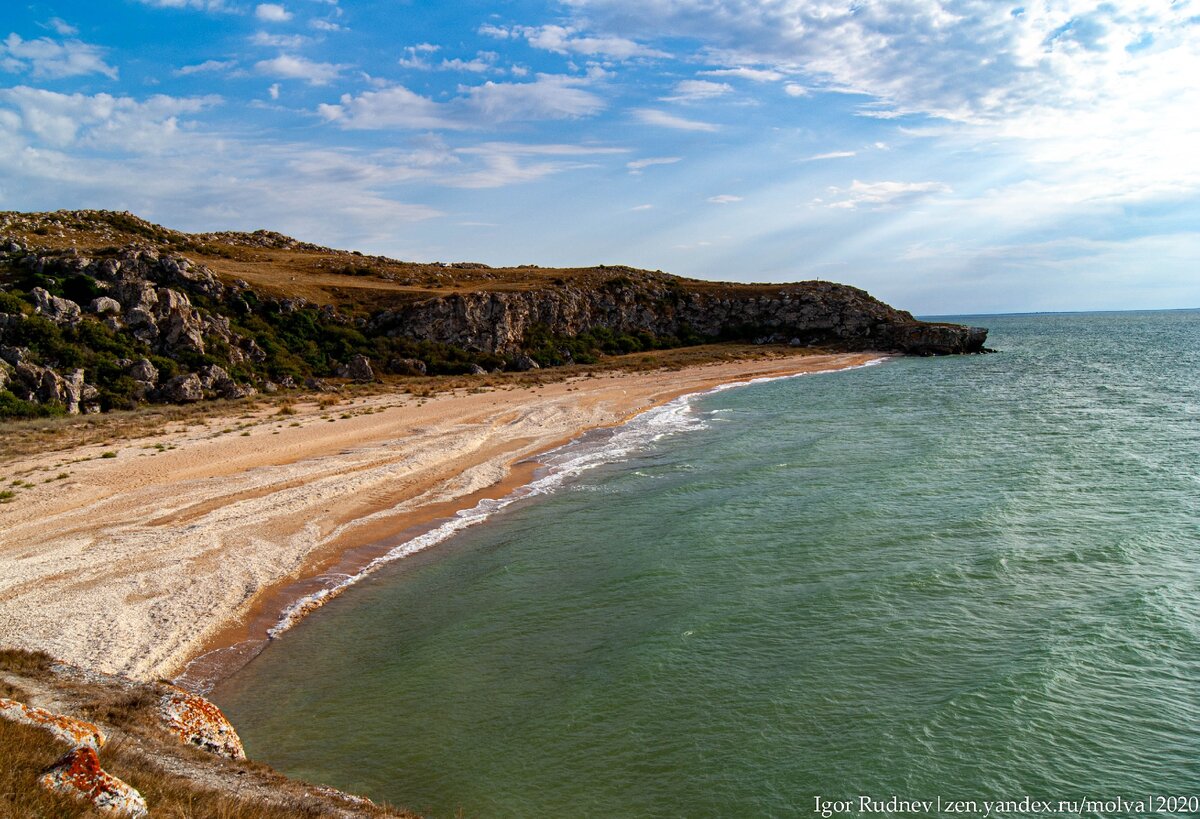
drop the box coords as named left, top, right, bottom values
left=214, top=311, right=1200, bottom=817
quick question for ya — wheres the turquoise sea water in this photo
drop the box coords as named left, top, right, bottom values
left=213, top=311, right=1200, bottom=817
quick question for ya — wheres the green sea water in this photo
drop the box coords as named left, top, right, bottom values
left=213, top=311, right=1200, bottom=817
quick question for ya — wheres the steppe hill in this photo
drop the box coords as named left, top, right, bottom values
left=0, top=210, right=986, bottom=418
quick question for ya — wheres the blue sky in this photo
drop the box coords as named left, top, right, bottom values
left=2, top=0, right=1199, bottom=313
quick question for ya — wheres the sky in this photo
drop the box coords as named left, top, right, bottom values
left=2, top=1, right=1199, bottom=314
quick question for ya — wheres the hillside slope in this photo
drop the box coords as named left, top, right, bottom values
left=0, top=210, right=986, bottom=418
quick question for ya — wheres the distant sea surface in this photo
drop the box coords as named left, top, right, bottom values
left=213, top=311, right=1200, bottom=817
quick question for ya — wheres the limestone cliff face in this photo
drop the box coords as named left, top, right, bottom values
left=371, top=278, right=988, bottom=356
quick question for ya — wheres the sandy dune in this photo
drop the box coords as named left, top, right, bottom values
left=0, top=352, right=879, bottom=682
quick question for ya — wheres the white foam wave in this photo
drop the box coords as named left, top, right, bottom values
left=268, top=356, right=889, bottom=638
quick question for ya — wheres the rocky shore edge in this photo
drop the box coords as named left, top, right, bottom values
left=0, top=648, right=415, bottom=817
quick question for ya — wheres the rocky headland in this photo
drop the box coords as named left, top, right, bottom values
left=0, top=209, right=987, bottom=418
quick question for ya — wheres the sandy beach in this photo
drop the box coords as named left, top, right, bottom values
left=0, top=351, right=880, bottom=685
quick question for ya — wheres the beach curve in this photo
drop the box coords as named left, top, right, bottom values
left=0, top=351, right=884, bottom=689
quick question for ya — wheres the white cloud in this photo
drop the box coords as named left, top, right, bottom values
left=826, top=180, right=951, bottom=210
left=134, top=0, right=231, bottom=10
left=707, top=194, right=742, bottom=204
left=268, top=83, right=280, bottom=100
left=322, top=74, right=606, bottom=130
left=633, top=108, right=717, bottom=132
left=448, top=142, right=626, bottom=188
left=398, top=44, right=439, bottom=70
left=804, top=150, right=855, bottom=161
left=0, top=85, right=218, bottom=150
left=255, top=4, right=293, bottom=22
left=46, top=18, right=78, bottom=36
left=319, top=85, right=461, bottom=130
left=626, top=156, right=681, bottom=174
left=441, top=53, right=498, bottom=73
left=783, top=83, right=808, bottom=97
left=482, top=24, right=668, bottom=60
left=174, top=59, right=236, bottom=76
left=310, top=20, right=344, bottom=32
left=256, top=54, right=344, bottom=85
left=700, top=67, right=785, bottom=82
left=466, top=75, right=605, bottom=122
left=251, top=32, right=310, bottom=48
left=631, top=204, right=653, bottom=210
left=661, top=80, right=731, bottom=102
left=1, top=33, right=118, bottom=80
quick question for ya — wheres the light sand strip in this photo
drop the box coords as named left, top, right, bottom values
left=0, top=352, right=881, bottom=682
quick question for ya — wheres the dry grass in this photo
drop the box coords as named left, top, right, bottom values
left=0, top=646, right=419, bottom=818
left=0, top=649, right=54, bottom=678
left=0, top=717, right=396, bottom=818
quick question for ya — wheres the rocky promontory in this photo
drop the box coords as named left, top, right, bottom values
left=0, top=210, right=987, bottom=418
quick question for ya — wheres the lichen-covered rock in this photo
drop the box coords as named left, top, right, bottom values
left=160, top=687, right=245, bottom=760
left=0, top=698, right=107, bottom=749
left=39, top=746, right=148, bottom=818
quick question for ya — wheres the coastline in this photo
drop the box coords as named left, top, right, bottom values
left=0, top=350, right=884, bottom=689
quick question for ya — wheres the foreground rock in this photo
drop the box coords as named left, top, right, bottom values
left=40, top=746, right=148, bottom=818
left=0, top=697, right=107, bottom=748
left=0, top=650, right=414, bottom=817
left=160, top=686, right=246, bottom=760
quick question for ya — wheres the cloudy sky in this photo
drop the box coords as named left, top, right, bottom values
left=3, top=1, right=1198, bottom=314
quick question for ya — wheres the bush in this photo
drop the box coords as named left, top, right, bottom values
left=0, top=390, right=65, bottom=419
left=0, top=290, right=28, bottom=315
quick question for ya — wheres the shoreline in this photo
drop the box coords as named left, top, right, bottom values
left=0, top=350, right=885, bottom=690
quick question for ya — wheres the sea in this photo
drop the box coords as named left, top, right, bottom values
left=212, top=310, right=1200, bottom=818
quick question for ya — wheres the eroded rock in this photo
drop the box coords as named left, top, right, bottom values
left=39, top=746, right=148, bottom=818
left=0, top=698, right=107, bottom=749
left=159, top=688, right=245, bottom=760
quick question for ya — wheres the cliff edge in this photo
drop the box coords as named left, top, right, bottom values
left=0, top=210, right=987, bottom=417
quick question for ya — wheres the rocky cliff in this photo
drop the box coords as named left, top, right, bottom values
left=0, top=210, right=987, bottom=417
left=372, top=275, right=987, bottom=357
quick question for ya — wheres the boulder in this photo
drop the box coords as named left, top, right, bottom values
left=0, top=698, right=107, bottom=749
left=338, top=354, right=375, bottom=382
left=468, top=363, right=487, bottom=375
left=387, top=357, right=427, bottom=376
left=162, top=373, right=203, bottom=403
left=127, top=359, right=158, bottom=384
left=0, top=345, right=28, bottom=366
left=0, top=360, right=10, bottom=390
left=90, top=296, right=122, bottom=315
left=39, top=746, right=148, bottom=818
left=62, top=368, right=86, bottom=414
left=30, top=287, right=81, bottom=324
left=511, top=354, right=540, bottom=371
left=159, top=688, right=246, bottom=760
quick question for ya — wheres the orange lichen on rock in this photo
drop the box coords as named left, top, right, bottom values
left=39, top=746, right=148, bottom=817
left=160, top=686, right=246, bottom=760
left=0, top=696, right=107, bottom=749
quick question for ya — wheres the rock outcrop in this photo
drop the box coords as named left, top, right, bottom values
left=39, top=746, right=148, bottom=818
left=0, top=696, right=146, bottom=817
left=0, top=211, right=988, bottom=417
left=0, top=697, right=107, bottom=749
left=160, top=687, right=246, bottom=760
left=371, top=278, right=988, bottom=357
